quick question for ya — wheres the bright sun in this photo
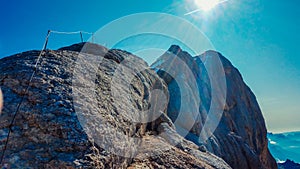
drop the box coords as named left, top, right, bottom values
left=185, top=0, right=228, bottom=15
left=195, top=0, right=220, bottom=11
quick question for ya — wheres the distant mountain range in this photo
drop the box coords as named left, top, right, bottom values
left=278, top=159, right=300, bottom=169
left=268, top=131, right=300, bottom=166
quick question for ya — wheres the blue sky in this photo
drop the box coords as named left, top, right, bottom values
left=0, top=0, right=299, bottom=133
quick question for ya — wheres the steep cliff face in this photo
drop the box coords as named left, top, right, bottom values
left=199, top=51, right=277, bottom=169
left=0, top=43, right=231, bottom=168
left=152, top=45, right=277, bottom=169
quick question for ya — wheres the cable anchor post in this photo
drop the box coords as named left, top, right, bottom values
left=80, top=31, right=84, bottom=43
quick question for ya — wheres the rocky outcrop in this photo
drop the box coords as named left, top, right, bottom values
left=0, top=43, right=231, bottom=168
left=152, top=45, right=277, bottom=169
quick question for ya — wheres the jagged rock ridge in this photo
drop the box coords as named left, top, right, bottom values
left=0, top=43, right=231, bottom=168
left=152, top=45, right=277, bottom=169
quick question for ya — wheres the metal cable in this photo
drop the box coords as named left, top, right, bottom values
left=0, top=29, right=95, bottom=164
left=0, top=31, right=51, bottom=165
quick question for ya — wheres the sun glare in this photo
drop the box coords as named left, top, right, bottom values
left=184, top=0, right=229, bottom=15
left=195, top=0, right=220, bottom=11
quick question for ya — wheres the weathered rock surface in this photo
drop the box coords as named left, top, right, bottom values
left=152, top=45, right=277, bottom=169
left=0, top=43, right=231, bottom=168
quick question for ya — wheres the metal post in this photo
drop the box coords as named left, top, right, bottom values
left=80, top=31, right=84, bottom=43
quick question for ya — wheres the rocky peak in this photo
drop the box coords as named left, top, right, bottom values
left=0, top=43, right=231, bottom=168
left=58, top=42, right=107, bottom=54
left=0, top=42, right=277, bottom=168
left=152, top=45, right=277, bottom=169
left=167, top=45, right=182, bottom=55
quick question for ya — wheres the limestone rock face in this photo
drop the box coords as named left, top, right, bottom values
left=0, top=43, right=231, bottom=168
left=152, top=46, right=277, bottom=169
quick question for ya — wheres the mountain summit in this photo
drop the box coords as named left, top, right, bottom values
left=152, top=46, right=277, bottom=169
left=0, top=43, right=276, bottom=168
